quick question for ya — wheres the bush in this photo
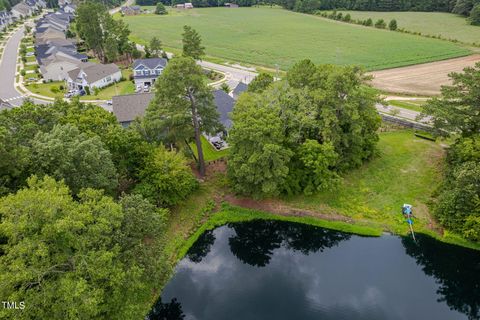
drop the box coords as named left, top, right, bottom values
left=365, top=18, right=373, bottom=26
left=20, top=70, right=26, bottom=76
left=389, top=19, right=398, bottom=31
left=336, top=12, right=343, bottom=20
left=84, top=86, right=91, bottom=95
left=375, top=19, right=386, bottom=29
left=343, top=13, right=351, bottom=22
left=50, top=86, right=59, bottom=94
left=155, top=2, right=167, bottom=15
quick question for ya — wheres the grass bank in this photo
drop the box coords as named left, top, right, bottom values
left=118, top=7, right=469, bottom=71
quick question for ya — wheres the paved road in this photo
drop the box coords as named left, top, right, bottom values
left=375, top=103, right=431, bottom=124
left=0, top=27, right=27, bottom=106
left=0, top=26, right=50, bottom=106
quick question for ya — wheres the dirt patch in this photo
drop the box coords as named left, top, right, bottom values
left=368, top=55, right=480, bottom=96
left=223, top=194, right=355, bottom=223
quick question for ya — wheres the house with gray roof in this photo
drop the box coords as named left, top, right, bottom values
left=112, top=89, right=235, bottom=132
left=67, top=63, right=122, bottom=91
left=133, top=58, right=168, bottom=88
left=232, top=82, right=248, bottom=100
left=112, top=93, right=155, bottom=127
left=121, top=5, right=141, bottom=15
left=11, top=2, right=33, bottom=19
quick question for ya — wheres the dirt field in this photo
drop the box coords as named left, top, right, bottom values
left=368, top=54, right=480, bottom=96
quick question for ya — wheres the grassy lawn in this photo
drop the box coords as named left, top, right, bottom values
left=388, top=99, right=425, bottom=112
left=190, top=135, right=229, bottom=162
left=24, top=64, right=37, bottom=71
left=331, top=11, right=480, bottom=45
left=26, top=47, right=34, bottom=53
left=283, top=130, right=444, bottom=235
left=25, top=81, right=65, bottom=98
left=25, top=56, right=36, bottom=63
left=80, top=69, right=134, bottom=100
left=119, top=7, right=470, bottom=71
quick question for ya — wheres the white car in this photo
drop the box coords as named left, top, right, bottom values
left=106, top=100, right=112, bottom=105
left=26, top=52, right=34, bottom=57
left=143, top=84, right=150, bottom=92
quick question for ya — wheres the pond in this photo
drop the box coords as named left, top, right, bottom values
left=148, top=220, right=480, bottom=320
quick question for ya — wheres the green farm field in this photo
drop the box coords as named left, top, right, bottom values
left=119, top=7, right=471, bottom=71
left=333, top=11, right=480, bottom=45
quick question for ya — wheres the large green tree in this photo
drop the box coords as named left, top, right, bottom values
left=182, top=25, right=205, bottom=59
left=144, top=56, right=222, bottom=176
left=228, top=60, right=380, bottom=197
left=420, top=62, right=480, bottom=137
left=31, top=124, right=118, bottom=195
left=0, top=176, right=168, bottom=320
left=134, top=144, right=198, bottom=206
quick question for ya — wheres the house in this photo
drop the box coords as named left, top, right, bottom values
left=121, top=5, right=141, bottom=15
left=232, top=81, right=248, bottom=100
left=213, top=89, right=235, bottom=130
left=132, top=58, right=168, bottom=88
left=176, top=3, right=193, bottom=9
left=112, top=89, right=235, bottom=131
left=67, top=63, right=122, bottom=91
left=11, top=2, right=33, bottom=19
left=224, top=3, right=239, bottom=8
left=63, top=4, right=77, bottom=14
left=112, top=93, right=155, bottom=127
left=40, top=56, right=84, bottom=81
left=0, top=10, right=13, bottom=31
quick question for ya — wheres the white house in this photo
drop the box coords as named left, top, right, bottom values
left=67, top=63, right=122, bottom=91
left=63, top=4, right=77, bottom=14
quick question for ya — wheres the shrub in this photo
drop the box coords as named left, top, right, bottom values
left=343, top=13, right=351, bottom=22
left=20, top=70, right=26, bottom=76
left=365, top=18, right=373, bottom=26
left=336, top=12, right=343, bottom=20
left=375, top=19, right=386, bottom=29
left=389, top=19, right=398, bottom=31
left=50, top=86, right=59, bottom=94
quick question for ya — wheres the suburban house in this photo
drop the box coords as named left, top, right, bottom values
left=224, top=3, right=239, bottom=7
left=232, top=82, right=248, bottom=100
left=121, top=6, right=141, bottom=15
left=11, top=2, right=33, bottom=19
left=112, top=93, right=155, bottom=127
left=133, top=58, right=168, bottom=88
left=112, top=89, right=235, bottom=133
left=67, top=63, right=122, bottom=91
left=0, top=10, right=13, bottom=31
left=62, top=4, right=77, bottom=14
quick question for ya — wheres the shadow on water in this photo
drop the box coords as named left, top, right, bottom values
left=146, top=297, right=185, bottom=320
left=402, top=234, right=480, bottom=320
left=227, top=220, right=351, bottom=267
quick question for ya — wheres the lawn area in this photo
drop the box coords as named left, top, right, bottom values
left=80, top=69, right=134, bottom=100
left=283, top=130, right=445, bottom=235
left=332, top=11, right=480, bottom=45
left=25, top=56, right=36, bottom=63
left=190, top=135, right=229, bottom=162
left=24, top=64, right=37, bottom=71
left=25, top=81, right=64, bottom=98
left=388, top=99, right=425, bottom=112
left=119, top=7, right=470, bottom=71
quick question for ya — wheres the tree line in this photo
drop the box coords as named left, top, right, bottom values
left=420, top=62, right=480, bottom=242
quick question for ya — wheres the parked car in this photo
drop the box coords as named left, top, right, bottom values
left=135, top=85, right=142, bottom=93
left=106, top=100, right=112, bottom=105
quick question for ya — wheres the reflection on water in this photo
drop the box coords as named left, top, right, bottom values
left=151, top=220, right=480, bottom=320
left=403, top=235, right=480, bottom=320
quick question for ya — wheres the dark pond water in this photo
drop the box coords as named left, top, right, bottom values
left=148, top=220, right=480, bottom=320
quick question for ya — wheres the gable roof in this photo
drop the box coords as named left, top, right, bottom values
left=133, top=58, right=167, bottom=70
left=112, top=93, right=155, bottom=123
left=68, top=63, right=120, bottom=84
left=213, top=89, right=235, bottom=129
left=232, top=82, right=248, bottom=98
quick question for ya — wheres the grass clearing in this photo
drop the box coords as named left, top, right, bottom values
left=190, top=135, right=229, bottom=162
left=388, top=100, right=425, bottom=112
left=119, top=7, right=470, bottom=71
left=332, top=11, right=480, bottom=45
left=25, top=81, right=64, bottom=98
left=283, top=130, right=444, bottom=236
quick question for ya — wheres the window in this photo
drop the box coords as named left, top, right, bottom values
left=135, top=70, right=142, bottom=76
left=144, top=70, right=150, bottom=76
left=106, top=76, right=111, bottom=82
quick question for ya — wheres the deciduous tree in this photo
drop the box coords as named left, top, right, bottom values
left=182, top=25, right=205, bottom=59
